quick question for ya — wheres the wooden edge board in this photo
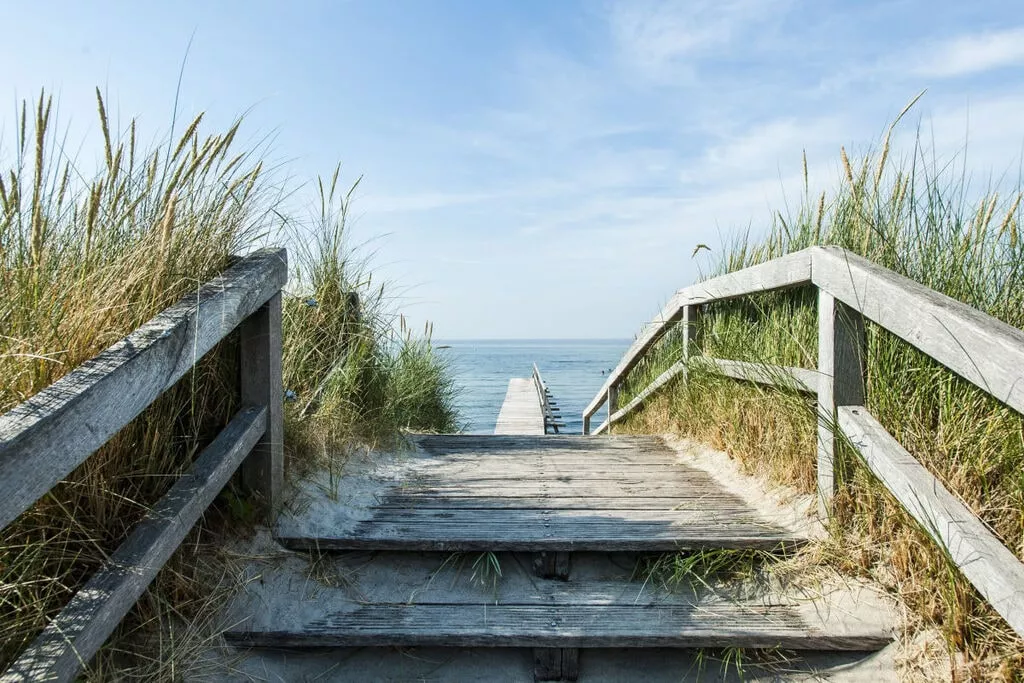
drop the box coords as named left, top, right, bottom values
left=695, top=358, right=818, bottom=394
left=812, top=247, right=1024, bottom=415
left=0, top=249, right=287, bottom=531
left=275, top=535, right=807, bottom=553
left=838, top=406, right=1024, bottom=638
left=676, top=249, right=813, bottom=307
left=222, top=594, right=889, bottom=651
left=2, top=406, right=267, bottom=683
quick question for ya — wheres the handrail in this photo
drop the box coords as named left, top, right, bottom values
left=583, top=245, right=1024, bottom=639
left=531, top=363, right=561, bottom=434
left=0, top=248, right=288, bottom=682
left=582, top=249, right=813, bottom=432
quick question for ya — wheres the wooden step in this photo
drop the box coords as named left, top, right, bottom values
left=222, top=550, right=893, bottom=652
left=275, top=435, right=815, bottom=553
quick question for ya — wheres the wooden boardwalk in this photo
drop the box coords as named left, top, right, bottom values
left=494, top=378, right=546, bottom=435
left=275, top=435, right=809, bottom=552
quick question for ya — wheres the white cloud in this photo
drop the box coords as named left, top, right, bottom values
left=680, top=115, right=856, bottom=185
left=910, top=27, right=1024, bottom=78
left=607, top=0, right=788, bottom=81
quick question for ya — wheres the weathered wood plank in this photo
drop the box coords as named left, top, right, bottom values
left=240, top=292, right=284, bottom=517
left=376, top=496, right=739, bottom=510
left=817, top=291, right=867, bottom=510
left=812, top=246, right=1024, bottom=415
left=389, top=483, right=752, bottom=497
left=534, top=648, right=563, bottom=681
left=0, top=248, right=287, bottom=532
left=360, top=508, right=774, bottom=524
left=838, top=406, right=1024, bottom=639
left=2, top=406, right=267, bottom=683
left=560, top=648, right=580, bottom=681
left=224, top=599, right=889, bottom=650
left=224, top=548, right=892, bottom=654
left=678, top=249, right=813, bottom=307
left=495, top=378, right=546, bottom=435
left=696, top=358, right=819, bottom=394
left=278, top=434, right=808, bottom=552
left=534, top=647, right=579, bottom=681
left=584, top=250, right=814, bottom=427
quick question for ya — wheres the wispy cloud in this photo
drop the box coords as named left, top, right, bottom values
left=909, top=27, right=1024, bottom=78
left=607, top=0, right=789, bottom=81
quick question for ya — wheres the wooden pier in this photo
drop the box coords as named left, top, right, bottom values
left=494, top=378, right=545, bottom=435
left=494, top=364, right=564, bottom=435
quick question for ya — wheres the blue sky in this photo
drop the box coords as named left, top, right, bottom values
left=4, top=1, right=1024, bottom=338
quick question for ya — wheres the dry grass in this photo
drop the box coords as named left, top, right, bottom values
left=617, top=114, right=1024, bottom=680
left=0, top=91, right=458, bottom=675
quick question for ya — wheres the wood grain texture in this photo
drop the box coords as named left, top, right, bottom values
left=817, top=291, right=867, bottom=510
left=0, top=248, right=287, bottom=532
left=275, top=435, right=806, bottom=552
left=2, top=407, right=267, bottom=683
left=239, top=292, right=284, bottom=516
left=838, top=406, right=1024, bottom=639
left=534, top=648, right=578, bottom=681
left=678, top=249, right=813, bottom=306
left=224, top=600, right=890, bottom=651
left=696, top=358, right=819, bottom=394
left=812, top=246, right=1024, bottom=415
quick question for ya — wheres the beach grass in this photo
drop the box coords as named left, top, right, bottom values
left=0, top=90, right=458, bottom=675
left=617, top=118, right=1024, bottom=678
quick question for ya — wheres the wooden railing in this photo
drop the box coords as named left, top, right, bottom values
left=531, top=363, right=563, bottom=434
left=582, top=245, right=1024, bottom=639
left=0, top=248, right=288, bottom=682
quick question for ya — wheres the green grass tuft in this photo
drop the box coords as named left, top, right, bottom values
left=618, top=114, right=1024, bottom=677
left=0, top=90, right=459, bottom=676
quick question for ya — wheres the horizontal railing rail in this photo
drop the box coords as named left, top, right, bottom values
left=532, top=363, right=562, bottom=434
left=583, top=245, right=1024, bottom=638
left=0, top=248, right=288, bottom=682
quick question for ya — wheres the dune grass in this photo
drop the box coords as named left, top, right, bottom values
left=617, top=121, right=1024, bottom=679
left=0, top=91, right=458, bottom=676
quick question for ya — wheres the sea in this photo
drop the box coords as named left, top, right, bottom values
left=435, top=339, right=633, bottom=435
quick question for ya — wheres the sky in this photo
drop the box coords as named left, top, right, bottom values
left=4, top=0, right=1024, bottom=338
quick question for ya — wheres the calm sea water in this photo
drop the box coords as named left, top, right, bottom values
left=436, top=339, right=632, bottom=435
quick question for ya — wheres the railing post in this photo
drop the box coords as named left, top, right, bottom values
left=607, top=384, right=618, bottom=434
left=583, top=414, right=591, bottom=435
left=682, top=304, right=700, bottom=379
left=239, top=291, right=284, bottom=518
left=817, top=289, right=866, bottom=515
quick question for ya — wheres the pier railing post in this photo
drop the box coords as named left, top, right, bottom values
left=239, top=291, right=284, bottom=518
left=607, top=384, right=618, bottom=434
left=681, top=304, right=700, bottom=382
left=816, top=290, right=866, bottom=516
